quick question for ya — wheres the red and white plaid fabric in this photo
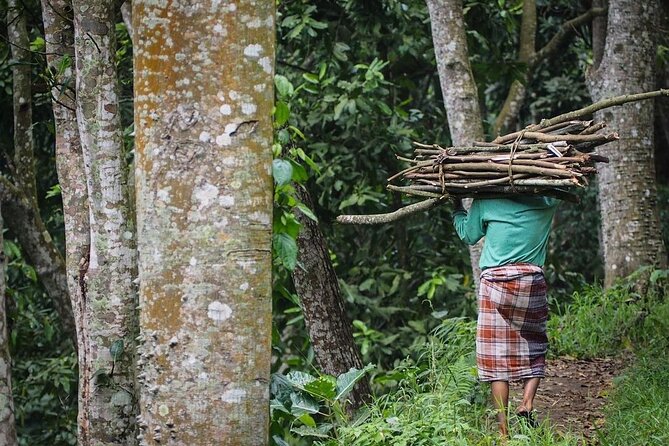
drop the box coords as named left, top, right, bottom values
left=476, top=263, right=548, bottom=382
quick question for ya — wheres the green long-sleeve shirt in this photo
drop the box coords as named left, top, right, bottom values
left=452, top=196, right=559, bottom=270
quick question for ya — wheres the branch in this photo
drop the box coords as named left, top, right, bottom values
left=531, top=89, right=669, bottom=130
left=532, top=7, right=607, bottom=65
left=0, top=177, right=76, bottom=342
left=336, top=197, right=447, bottom=225
left=7, top=0, right=38, bottom=203
left=120, top=2, right=133, bottom=43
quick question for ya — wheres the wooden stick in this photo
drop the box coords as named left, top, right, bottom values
left=386, top=160, right=434, bottom=182
left=335, top=197, right=447, bottom=225
left=506, top=131, right=618, bottom=144
left=493, top=121, right=590, bottom=144
left=579, top=121, right=607, bottom=135
left=413, top=142, right=569, bottom=154
left=390, top=184, right=578, bottom=202
left=421, top=162, right=578, bottom=178
left=529, top=89, right=669, bottom=130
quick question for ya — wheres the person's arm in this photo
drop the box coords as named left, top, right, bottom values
left=452, top=198, right=486, bottom=245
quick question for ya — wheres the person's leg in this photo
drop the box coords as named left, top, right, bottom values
left=491, top=380, right=510, bottom=436
left=519, top=377, right=541, bottom=413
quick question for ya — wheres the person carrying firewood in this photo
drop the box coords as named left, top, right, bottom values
left=452, top=195, right=559, bottom=437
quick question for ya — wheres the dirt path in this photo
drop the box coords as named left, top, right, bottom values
left=510, top=356, right=627, bottom=442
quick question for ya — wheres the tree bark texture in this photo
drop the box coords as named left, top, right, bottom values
left=7, top=0, right=38, bottom=203
left=426, top=0, right=485, bottom=286
left=72, top=0, right=138, bottom=442
left=40, top=0, right=93, bottom=439
left=587, top=0, right=668, bottom=286
left=0, top=210, right=18, bottom=446
left=133, top=1, right=275, bottom=444
left=293, top=187, right=370, bottom=410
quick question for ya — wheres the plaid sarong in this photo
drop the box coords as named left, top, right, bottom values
left=476, top=263, right=548, bottom=382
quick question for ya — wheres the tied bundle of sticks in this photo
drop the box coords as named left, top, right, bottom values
left=336, top=89, right=669, bottom=225
left=388, top=119, right=613, bottom=203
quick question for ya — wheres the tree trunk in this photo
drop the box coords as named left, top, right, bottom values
left=426, top=0, right=485, bottom=285
left=7, top=0, right=37, bottom=203
left=4, top=0, right=76, bottom=342
left=587, top=0, right=668, bottom=286
left=133, top=0, right=274, bottom=443
left=0, top=209, right=18, bottom=446
left=40, top=0, right=93, bottom=440
left=72, top=0, right=138, bottom=442
left=591, top=0, right=607, bottom=69
left=493, top=0, right=536, bottom=136
left=293, top=186, right=370, bottom=410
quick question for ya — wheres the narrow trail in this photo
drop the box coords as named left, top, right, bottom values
left=510, top=356, right=627, bottom=442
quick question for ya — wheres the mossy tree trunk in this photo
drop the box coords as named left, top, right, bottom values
left=72, top=0, right=138, bottom=442
left=133, top=0, right=274, bottom=443
left=587, top=0, right=668, bottom=286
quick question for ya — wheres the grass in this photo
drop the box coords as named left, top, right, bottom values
left=547, top=268, right=669, bottom=358
left=323, top=319, right=584, bottom=446
left=597, top=353, right=669, bottom=446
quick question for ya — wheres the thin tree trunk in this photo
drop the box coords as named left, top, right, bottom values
left=426, top=0, right=485, bottom=285
left=293, top=186, right=370, bottom=410
left=133, top=0, right=275, bottom=443
left=120, top=2, right=133, bottom=42
left=40, top=0, right=92, bottom=439
left=591, top=0, right=607, bottom=68
left=4, top=0, right=76, bottom=341
left=72, top=0, right=138, bottom=442
left=7, top=0, right=37, bottom=203
left=587, top=0, right=667, bottom=286
left=493, top=0, right=536, bottom=136
left=0, top=209, right=18, bottom=446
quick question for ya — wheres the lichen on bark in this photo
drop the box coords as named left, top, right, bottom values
left=134, top=0, right=275, bottom=444
left=72, top=0, right=138, bottom=442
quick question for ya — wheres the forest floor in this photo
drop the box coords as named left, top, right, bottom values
left=510, top=355, right=628, bottom=443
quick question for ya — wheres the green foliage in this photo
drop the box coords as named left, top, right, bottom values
left=4, top=238, right=77, bottom=445
left=548, top=268, right=669, bottom=359
left=270, top=365, right=374, bottom=445
left=326, top=319, right=582, bottom=446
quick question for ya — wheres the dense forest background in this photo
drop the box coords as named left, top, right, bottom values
left=0, top=0, right=668, bottom=445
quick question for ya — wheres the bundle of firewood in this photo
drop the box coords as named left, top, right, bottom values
left=336, top=90, right=668, bottom=224
left=387, top=119, right=613, bottom=202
